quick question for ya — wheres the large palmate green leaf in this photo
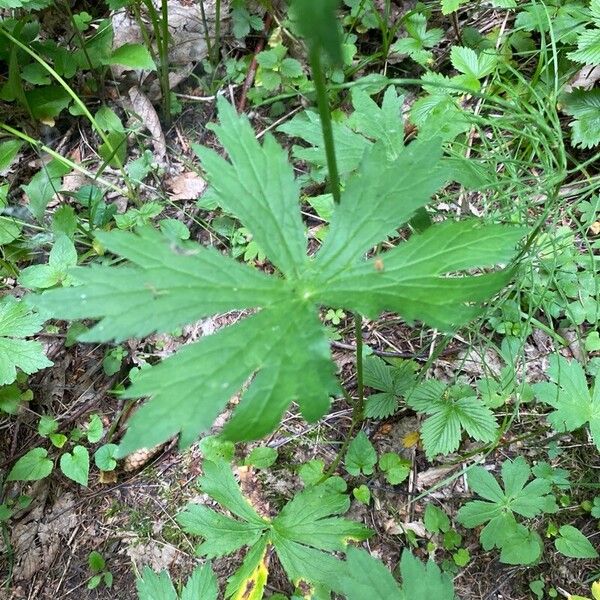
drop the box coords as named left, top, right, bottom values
left=457, top=457, right=557, bottom=564
left=0, top=295, right=53, bottom=386
left=338, top=547, right=455, bottom=600
left=33, top=97, right=523, bottom=454
left=533, top=354, right=600, bottom=450
left=177, top=460, right=371, bottom=597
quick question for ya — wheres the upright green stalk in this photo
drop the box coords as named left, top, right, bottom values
left=212, top=0, right=222, bottom=65
left=198, top=0, right=213, bottom=63
left=354, top=313, right=364, bottom=417
left=160, top=0, right=171, bottom=123
left=306, top=26, right=366, bottom=480
left=307, top=47, right=341, bottom=204
left=142, top=0, right=171, bottom=124
left=63, top=0, right=94, bottom=72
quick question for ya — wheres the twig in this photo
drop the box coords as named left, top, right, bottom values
left=238, top=13, right=273, bottom=113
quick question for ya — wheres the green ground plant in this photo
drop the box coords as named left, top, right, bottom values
left=1, top=0, right=600, bottom=596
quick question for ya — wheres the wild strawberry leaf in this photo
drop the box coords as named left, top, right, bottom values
left=562, top=89, right=600, bottom=149
left=407, top=380, right=498, bottom=459
left=32, top=99, right=523, bottom=455
left=533, top=354, right=600, bottom=451
left=363, top=356, right=416, bottom=418
left=567, top=0, right=600, bottom=65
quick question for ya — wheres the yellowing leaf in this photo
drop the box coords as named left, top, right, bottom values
left=233, top=548, right=268, bottom=600
left=402, top=430, right=420, bottom=448
left=592, top=580, right=600, bottom=600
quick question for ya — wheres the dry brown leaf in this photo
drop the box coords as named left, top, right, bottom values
left=238, top=465, right=270, bottom=519
left=565, top=65, right=600, bottom=92
left=128, top=86, right=167, bottom=163
left=166, top=171, right=207, bottom=200
left=384, top=519, right=426, bottom=537
left=590, top=221, right=600, bottom=235
left=415, top=465, right=457, bottom=490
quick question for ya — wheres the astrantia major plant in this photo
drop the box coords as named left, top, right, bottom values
left=30, top=0, right=524, bottom=459
left=31, top=95, right=523, bottom=457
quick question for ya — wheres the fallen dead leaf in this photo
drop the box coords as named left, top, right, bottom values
left=128, top=86, right=167, bottom=164
left=166, top=171, right=207, bottom=200
left=384, top=519, right=427, bottom=537
left=415, top=464, right=458, bottom=491
left=565, top=64, right=600, bottom=92
left=402, top=430, right=420, bottom=448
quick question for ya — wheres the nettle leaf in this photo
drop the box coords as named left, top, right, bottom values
left=407, top=380, right=498, bottom=459
left=177, top=460, right=371, bottom=596
left=533, top=354, right=600, bottom=451
left=457, top=457, right=557, bottom=564
left=555, top=525, right=599, bottom=559
left=33, top=97, right=522, bottom=455
left=0, top=296, right=53, bottom=386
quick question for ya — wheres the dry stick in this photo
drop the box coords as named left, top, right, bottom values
left=238, top=13, right=274, bottom=113
left=451, top=11, right=463, bottom=45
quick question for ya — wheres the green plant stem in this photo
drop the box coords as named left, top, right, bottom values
left=0, top=26, right=135, bottom=200
left=142, top=0, right=171, bottom=124
left=132, top=1, right=158, bottom=63
left=160, top=0, right=171, bottom=124
left=0, top=123, right=128, bottom=197
left=308, top=44, right=366, bottom=482
left=354, top=314, right=364, bottom=417
left=212, top=0, right=222, bottom=65
left=198, top=0, right=213, bottom=62
left=308, top=47, right=341, bottom=204
left=63, top=0, right=94, bottom=72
